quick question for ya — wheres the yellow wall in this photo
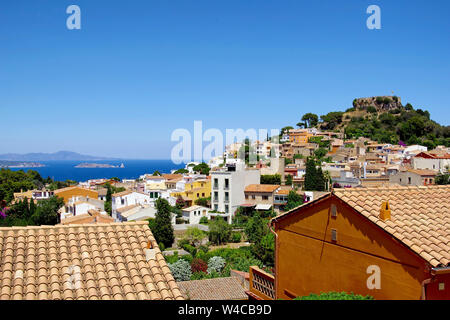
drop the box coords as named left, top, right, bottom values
left=289, top=132, right=312, bottom=144
left=54, top=187, right=99, bottom=203
left=171, top=180, right=211, bottom=202
left=274, top=196, right=428, bottom=300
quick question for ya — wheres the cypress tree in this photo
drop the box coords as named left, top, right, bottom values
left=153, top=198, right=175, bottom=249
left=304, top=157, right=318, bottom=191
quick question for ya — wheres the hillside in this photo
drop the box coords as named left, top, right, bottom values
left=311, top=96, right=450, bottom=148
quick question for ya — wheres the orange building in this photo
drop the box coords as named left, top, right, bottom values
left=248, top=185, right=450, bottom=300
left=54, top=186, right=99, bottom=203
left=288, top=129, right=312, bottom=144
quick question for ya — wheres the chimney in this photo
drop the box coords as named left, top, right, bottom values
left=380, top=201, right=391, bottom=221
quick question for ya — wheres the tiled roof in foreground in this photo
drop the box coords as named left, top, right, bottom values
left=177, top=277, right=248, bottom=300
left=0, top=221, right=184, bottom=300
left=334, top=185, right=450, bottom=268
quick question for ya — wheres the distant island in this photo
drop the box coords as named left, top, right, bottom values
left=0, top=161, right=45, bottom=168
left=75, top=163, right=125, bottom=168
left=0, top=151, right=120, bottom=161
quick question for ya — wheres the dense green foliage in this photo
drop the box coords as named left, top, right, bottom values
left=345, top=106, right=450, bottom=147
left=284, top=190, right=304, bottom=211
left=168, top=259, right=192, bottom=282
left=260, top=174, right=281, bottom=185
left=194, top=197, right=209, bottom=207
left=0, top=169, right=46, bottom=204
left=208, top=218, right=232, bottom=244
left=320, top=112, right=345, bottom=130
left=244, top=213, right=275, bottom=266
left=299, top=113, right=319, bottom=128
left=152, top=198, right=175, bottom=248
left=435, top=173, right=450, bottom=185
left=192, top=162, right=211, bottom=175
left=304, top=157, right=326, bottom=191
left=294, top=292, right=374, bottom=300
left=174, top=168, right=189, bottom=174
left=0, top=196, right=64, bottom=227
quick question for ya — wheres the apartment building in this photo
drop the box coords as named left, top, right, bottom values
left=210, top=162, right=260, bottom=224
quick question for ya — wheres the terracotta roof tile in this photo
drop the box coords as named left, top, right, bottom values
left=334, top=185, right=450, bottom=268
left=0, top=222, right=184, bottom=300
left=177, top=277, right=248, bottom=300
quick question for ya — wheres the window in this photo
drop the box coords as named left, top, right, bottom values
left=202, top=193, right=205, bottom=197
left=262, top=195, right=269, bottom=200
left=214, top=204, right=218, bottom=211
left=121, top=198, right=125, bottom=205
left=408, top=177, right=411, bottom=184
left=331, top=229, right=337, bottom=242
left=225, top=192, right=229, bottom=201
left=225, top=179, right=229, bottom=189
left=245, top=194, right=249, bottom=200
left=252, top=195, right=255, bottom=200
left=225, top=205, right=229, bottom=213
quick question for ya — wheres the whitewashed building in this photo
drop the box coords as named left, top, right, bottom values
left=210, top=162, right=260, bottom=224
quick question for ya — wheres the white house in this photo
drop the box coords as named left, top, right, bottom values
left=210, top=162, right=260, bottom=224
left=181, top=205, right=211, bottom=225
left=61, top=196, right=105, bottom=221
left=412, top=152, right=450, bottom=173
left=111, top=191, right=151, bottom=221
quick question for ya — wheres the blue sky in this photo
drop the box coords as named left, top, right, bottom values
left=1, top=0, right=449, bottom=159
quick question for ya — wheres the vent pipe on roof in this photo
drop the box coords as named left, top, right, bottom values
left=380, top=201, right=391, bottom=221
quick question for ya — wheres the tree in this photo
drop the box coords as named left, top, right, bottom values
left=304, top=157, right=326, bottom=191
left=195, top=197, right=209, bottom=207
left=301, top=113, right=319, bottom=128
left=182, top=227, right=207, bottom=247
left=174, top=168, right=189, bottom=174
left=32, top=196, right=65, bottom=225
left=320, top=112, right=344, bottom=130
left=208, top=218, right=231, bottom=244
left=285, top=174, right=293, bottom=186
left=152, top=170, right=161, bottom=176
left=244, top=213, right=269, bottom=244
left=192, top=163, right=210, bottom=175
left=435, top=173, right=450, bottom=185
left=304, top=157, right=318, bottom=191
left=284, top=190, right=304, bottom=211
left=152, top=198, right=175, bottom=248
left=280, top=126, right=294, bottom=138
left=260, top=174, right=281, bottom=185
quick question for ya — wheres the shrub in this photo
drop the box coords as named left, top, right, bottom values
left=199, top=216, right=209, bottom=225
left=231, top=232, right=242, bottom=243
left=208, top=218, right=232, bottom=244
left=168, top=259, right=192, bottom=281
left=367, top=106, right=377, bottom=114
left=294, top=292, right=374, bottom=300
left=207, top=256, right=226, bottom=274
left=191, top=258, right=208, bottom=273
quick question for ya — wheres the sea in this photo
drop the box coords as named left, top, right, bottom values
left=6, top=160, right=185, bottom=182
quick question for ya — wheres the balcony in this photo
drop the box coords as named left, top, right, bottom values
left=247, top=266, right=275, bottom=300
